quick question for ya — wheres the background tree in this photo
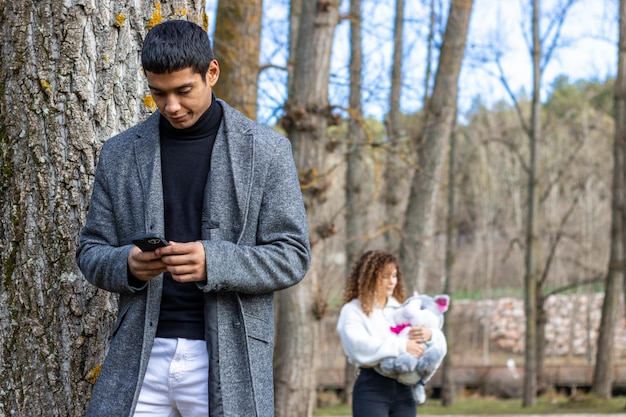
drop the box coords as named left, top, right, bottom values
left=343, top=0, right=372, bottom=403
left=274, top=1, right=341, bottom=415
left=212, top=0, right=262, bottom=119
left=382, top=0, right=409, bottom=254
left=498, top=0, right=582, bottom=404
left=440, top=124, right=458, bottom=406
left=592, top=0, right=626, bottom=398
left=469, top=0, right=584, bottom=404
left=0, top=2, right=205, bottom=416
left=287, top=0, right=303, bottom=96
left=345, top=0, right=370, bottom=289
left=522, top=0, right=542, bottom=405
left=399, top=0, right=474, bottom=292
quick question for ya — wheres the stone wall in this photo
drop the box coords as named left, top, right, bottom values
left=449, top=293, right=626, bottom=359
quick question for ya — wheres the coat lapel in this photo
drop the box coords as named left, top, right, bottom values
left=133, top=112, right=165, bottom=235
left=205, top=100, right=253, bottom=243
left=131, top=102, right=253, bottom=244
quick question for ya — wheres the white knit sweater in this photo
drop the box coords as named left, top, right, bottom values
left=336, top=297, right=407, bottom=368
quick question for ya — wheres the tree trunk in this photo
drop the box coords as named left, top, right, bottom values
left=593, top=0, right=626, bottom=398
left=536, top=294, right=548, bottom=395
left=383, top=0, right=408, bottom=254
left=422, top=0, right=436, bottom=111
left=287, top=0, right=303, bottom=97
left=399, top=0, right=473, bottom=292
left=274, top=1, right=341, bottom=416
left=0, top=2, right=205, bottom=416
left=441, top=126, right=458, bottom=406
left=213, top=0, right=262, bottom=119
left=523, top=0, right=541, bottom=406
left=345, top=0, right=370, bottom=277
left=343, top=0, right=370, bottom=404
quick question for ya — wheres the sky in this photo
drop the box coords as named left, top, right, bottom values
left=462, top=0, right=618, bottom=111
left=204, top=0, right=619, bottom=125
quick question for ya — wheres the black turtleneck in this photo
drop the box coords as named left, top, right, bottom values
left=157, top=98, right=223, bottom=340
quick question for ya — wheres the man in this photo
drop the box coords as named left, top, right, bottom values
left=76, top=19, right=310, bottom=417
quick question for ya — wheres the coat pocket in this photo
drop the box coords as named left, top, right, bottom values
left=244, top=313, right=272, bottom=344
left=110, top=300, right=132, bottom=341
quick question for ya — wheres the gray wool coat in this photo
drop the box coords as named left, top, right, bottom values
left=76, top=99, right=311, bottom=417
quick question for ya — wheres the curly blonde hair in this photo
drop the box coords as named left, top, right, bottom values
left=342, top=250, right=406, bottom=316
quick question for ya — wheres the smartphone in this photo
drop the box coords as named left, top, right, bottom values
left=132, top=234, right=169, bottom=252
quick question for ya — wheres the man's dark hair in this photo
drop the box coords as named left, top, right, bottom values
left=141, top=20, right=215, bottom=79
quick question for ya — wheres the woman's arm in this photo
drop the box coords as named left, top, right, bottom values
left=336, top=302, right=407, bottom=367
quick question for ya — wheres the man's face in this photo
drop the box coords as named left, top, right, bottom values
left=145, top=60, right=219, bottom=129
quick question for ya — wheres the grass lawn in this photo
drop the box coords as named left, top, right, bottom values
left=313, top=395, right=626, bottom=416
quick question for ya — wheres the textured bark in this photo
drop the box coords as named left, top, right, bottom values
left=343, top=0, right=370, bottom=403
left=274, top=1, right=340, bottom=416
left=213, top=0, right=262, bottom=119
left=0, top=2, right=205, bottom=416
left=345, top=0, right=370, bottom=305
left=592, top=0, right=626, bottom=398
left=399, top=0, right=473, bottom=292
left=536, top=294, right=548, bottom=394
left=287, top=0, right=303, bottom=97
left=523, top=0, right=541, bottom=406
left=383, top=0, right=408, bottom=253
left=440, top=127, right=458, bottom=406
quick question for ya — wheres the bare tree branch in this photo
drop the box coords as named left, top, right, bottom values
left=539, top=131, right=586, bottom=203
left=486, top=136, right=531, bottom=174
left=538, top=195, right=580, bottom=288
left=495, top=57, right=531, bottom=136
left=544, top=275, right=604, bottom=297
left=540, top=0, right=579, bottom=72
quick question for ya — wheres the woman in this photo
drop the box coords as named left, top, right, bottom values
left=336, top=250, right=434, bottom=417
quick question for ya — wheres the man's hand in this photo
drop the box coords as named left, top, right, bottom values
left=128, top=246, right=168, bottom=281
left=156, top=241, right=207, bottom=283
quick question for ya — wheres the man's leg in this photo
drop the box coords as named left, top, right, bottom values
left=134, top=338, right=180, bottom=417
left=170, top=338, right=209, bottom=416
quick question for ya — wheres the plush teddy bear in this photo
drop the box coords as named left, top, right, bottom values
left=376, top=292, right=450, bottom=404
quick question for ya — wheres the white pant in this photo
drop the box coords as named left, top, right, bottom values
left=134, top=338, right=209, bottom=417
